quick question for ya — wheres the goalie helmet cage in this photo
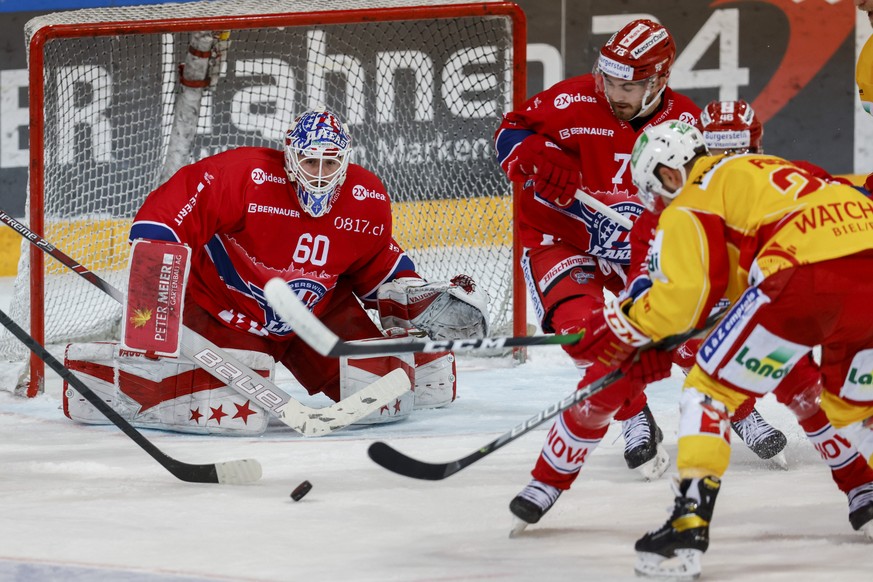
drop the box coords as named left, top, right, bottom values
left=10, top=0, right=527, bottom=397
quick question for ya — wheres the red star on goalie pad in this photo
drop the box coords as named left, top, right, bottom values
left=189, top=408, right=204, bottom=424
left=209, top=405, right=228, bottom=424
left=232, top=400, right=258, bottom=424
left=393, top=398, right=402, bottom=414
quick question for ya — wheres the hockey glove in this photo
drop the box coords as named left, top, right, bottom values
left=564, top=298, right=670, bottom=384
left=506, top=135, right=580, bottom=207
left=377, top=275, right=490, bottom=340
left=623, top=348, right=673, bottom=384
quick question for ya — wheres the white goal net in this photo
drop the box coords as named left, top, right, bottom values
left=3, top=0, right=526, bottom=394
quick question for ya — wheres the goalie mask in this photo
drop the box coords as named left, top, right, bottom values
left=594, top=19, right=676, bottom=120
left=284, top=109, right=352, bottom=218
left=699, top=99, right=763, bottom=154
left=630, top=120, right=707, bottom=211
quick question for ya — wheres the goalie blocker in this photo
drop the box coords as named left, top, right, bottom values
left=122, top=239, right=191, bottom=358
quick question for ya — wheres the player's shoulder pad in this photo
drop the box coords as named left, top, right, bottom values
left=211, top=147, right=288, bottom=186
left=534, top=74, right=598, bottom=111
left=662, top=88, right=702, bottom=122
left=343, top=164, right=391, bottom=202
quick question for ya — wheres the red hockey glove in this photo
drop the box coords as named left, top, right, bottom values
left=506, top=135, right=580, bottom=207
left=563, top=299, right=650, bottom=371
left=671, top=338, right=703, bottom=371
left=622, top=348, right=673, bottom=384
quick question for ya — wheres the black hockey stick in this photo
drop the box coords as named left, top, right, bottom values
left=0, top=209, right=124, bottom=302
left=263, top=277, right=583, bottom=356
left=0, top=308, right=261, bottom=484
left=367, top=313, right=724, bottom=480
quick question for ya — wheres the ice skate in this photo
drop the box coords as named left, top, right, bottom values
left=848, top=482, right=873, bottom=541
left=508, top=479, right=561, bottom=537
left=634, top=476, right=720, bottom=580
left=622, top=404, right=669, bottom=480
left=731, top=409, right=788, bottom=469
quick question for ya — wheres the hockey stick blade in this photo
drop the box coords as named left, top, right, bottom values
left=0, top=308, right=261, bottom=484
left=368, top=310, right=726, bottom=480
left=279, top=368, right=411, bottom=437
left=0, top=210, right=405, bottom=437
left=368, top=369, right=621, bottom=480
left=264, top=277, right=583, bottom=357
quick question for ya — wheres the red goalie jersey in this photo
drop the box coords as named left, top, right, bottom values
left=495, top=75, right=700, bottom=264
left=130, top=146, right=414, bottom=340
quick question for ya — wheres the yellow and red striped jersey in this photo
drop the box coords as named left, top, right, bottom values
left=626, top=153, right=873, bottom=341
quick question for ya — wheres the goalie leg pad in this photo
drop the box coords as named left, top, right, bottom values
left=413, top=351, right=457, bottom=409
left=340, top=337, right=416, bottom=425
left=63, top=342, right=272, bottom=436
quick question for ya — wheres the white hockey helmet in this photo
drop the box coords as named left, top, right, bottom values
left=284, top=109, right=352, bottom=218
left=630, top=120, right=708, bottom=210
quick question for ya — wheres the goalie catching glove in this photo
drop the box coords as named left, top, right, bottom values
left=377, top=275, right=490, bottom=340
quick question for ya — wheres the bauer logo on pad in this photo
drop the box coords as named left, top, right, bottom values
left=122, top=240, right=192, bottom=358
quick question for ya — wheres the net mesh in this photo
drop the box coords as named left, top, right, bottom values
left=2, top=0, right=519, bottom=372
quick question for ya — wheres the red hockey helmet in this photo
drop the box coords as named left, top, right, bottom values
left=596, top=19, right=676, bottom=82
left=699, top=100, right=763, bottom=153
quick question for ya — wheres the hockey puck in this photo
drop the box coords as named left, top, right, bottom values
left=290, top=480, right=312, bottom=501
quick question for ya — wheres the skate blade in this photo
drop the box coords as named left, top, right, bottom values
left=634, top=549, right=702, bottom=580
left=860, top=519, right=873, bottom=542
left=767, top=451, right=789, bottom=470
left=509, top=516, right=530, bottom=538
left=638, top=444, right=670, bottom=481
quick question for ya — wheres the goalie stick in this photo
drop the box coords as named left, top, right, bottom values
left=263, top=277, right=584, bottom=357
left=0, top=210, right=410, bottom=437
left=367, top=312, right=724, bottom=480
left=0, top=307, right=261, bottom=484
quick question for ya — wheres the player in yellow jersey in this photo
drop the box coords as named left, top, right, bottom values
left=564, top=120, right=873, bottom=578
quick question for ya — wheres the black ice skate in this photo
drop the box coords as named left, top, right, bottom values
left=621, top=404, right=669, bottom=480
left=848, top=481, right=873, bottom=540
left=635, top=476, right=721, bottom=580
left=508, top=479, right=562, bottom=537
left=731, top=408, right=788, bottom=468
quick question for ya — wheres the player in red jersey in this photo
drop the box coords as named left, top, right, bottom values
left=64, top=109, right=489, bottom=434
left=494, top=19, right=699, bottom=534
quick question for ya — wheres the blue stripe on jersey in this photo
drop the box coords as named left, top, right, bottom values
left=204, top=235, right=249, bottom=295
left=494, top=128, right=534, bottom=165
left=129, top=221, right=180, bottom=243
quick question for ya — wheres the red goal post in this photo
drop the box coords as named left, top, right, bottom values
left=9, top=0, right=527, bottom=396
